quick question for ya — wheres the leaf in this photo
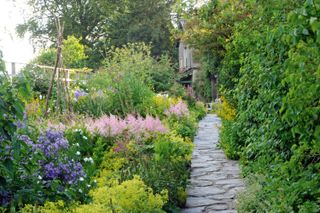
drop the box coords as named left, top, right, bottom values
left=3, top=158, right=14, bottom=177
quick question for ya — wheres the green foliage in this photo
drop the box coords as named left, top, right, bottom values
left=169, top=83, right=188, bottom=98
left=20, top=36, right=87, bottom=99
left=0, top=52, right=5, bottom=72
left=20, top=64, right=51, bottom=97
left=76, top=176, right=168, bottom=213
left=192, top=69, right=212, bottom=101
left=0, top=72, right=42, bottom=209
left=189, top=0, right=320, bottom=211
left=118, top=132, right=193, bottom=211
left=35, top=48, right=57, bottom=66
left=190, top=101, right=207, bottom=120
left=168, top=115, right=198, bottom=140
left=150, top=55, right=176, bottom=93
left=75, top=43, right=175, bottom=117
left=105, top=0, right=175, bottom=58
left=72, top=93, right=110, bottom=117
left=18, top=0, right=175, bottom=67
left=62, top=36, right=87, bottom=68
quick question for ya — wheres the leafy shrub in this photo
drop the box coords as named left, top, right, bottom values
left=150, top=55, right=176, bottom=93
left=189, top=0, right=320, bottom=211
left=76, top=176, right=168, bottom=213
left=22, top=200, right=71, bottom=213
left=190, top=101, right=207, bottom=120
left=21, top=129, right=92, bottom=203
left=118, top=132, right=193, bottom=211
left=0, top=73, right=42, bottom=209
left=168, top=115, right=198, bottom=140
left=72, top=91, right=110, bottom=117
left=75, top=43, right=159, bottom=117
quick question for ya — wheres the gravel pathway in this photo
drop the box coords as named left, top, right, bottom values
left=181, top=114, right=245, bottom=213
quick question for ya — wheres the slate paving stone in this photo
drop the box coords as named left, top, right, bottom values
left=185, top=198, right=222, bottom=207
left=181, top=114, right=245, bottom=213
left=188, top=186, right=226, bottom=197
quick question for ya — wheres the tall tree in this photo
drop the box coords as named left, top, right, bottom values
left=17, top=0, right=119, bottom=68
left=106, top=0, right=175, bottom=57
left=17, top=0, right=176, bottom=67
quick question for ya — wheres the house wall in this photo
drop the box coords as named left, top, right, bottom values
left=179, top=42, right=200, bottom=71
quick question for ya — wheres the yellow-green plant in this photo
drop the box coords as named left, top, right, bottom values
left=76, top=176, right=168, bottom=213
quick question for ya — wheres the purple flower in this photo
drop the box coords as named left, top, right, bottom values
left=34, top=129, right=69, bottom=158
left=18, top=135, right=34, bottom=146
left=0, top=190, right=11, bottom=206
left=43, top=162, right=60, bottom=180
left=74, top=90, right=87, bottom=100
left=13, top=111, right=27, bottom=129
left=14, top=121, right=26, bottom=129
left=97, top=89, right=103, bottom=97
left=43, top=161, right=85, bottom=184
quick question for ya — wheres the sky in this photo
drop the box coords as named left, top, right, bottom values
left=0, top=0, right=36, bottom=71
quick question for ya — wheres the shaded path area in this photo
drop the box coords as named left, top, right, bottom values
left=182, top=114, right=244, bottom=213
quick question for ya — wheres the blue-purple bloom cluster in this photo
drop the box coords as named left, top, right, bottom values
left=35, top=130, right=69, bottom=158
left=18, top=135, right=33, bottom=146
left=13, top=111, right=27, bottom=129
left=74, top=90, right=87, bottom=100
left=43, top=160, right=85, bottom=184
left=20, top=129, right=86, bottom=186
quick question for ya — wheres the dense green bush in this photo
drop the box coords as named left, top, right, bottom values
left=119, top=132, right=193, bottom=211
left=186, top=0, right=320, bottom=211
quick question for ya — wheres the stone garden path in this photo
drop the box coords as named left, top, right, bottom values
left=181, top=114, right=245, bottom=213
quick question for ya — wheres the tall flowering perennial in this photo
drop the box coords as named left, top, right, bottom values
left=165, top=100, right=189, bottom=118
left=86, top=114, right=167, bottom=138
left=20, top=129, right=86, bottom=185
left=35, top=130, right=69, bottom=158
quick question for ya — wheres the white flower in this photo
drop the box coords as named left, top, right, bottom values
left=83, top=136, right=88, bottom=140
left=76, top=151, right=81, bottom=155
left=87, top=184, right=91, bottom=188
left=93, top=179, right=97, bottom=183
left=78, top=189, right=83, bottom=193
left=75, top=143, right=80, bottom=147
left=38, top=175, right=42, bottom=180
left=88, top=157, right=94, bottom=164
left=84, top=157, right=94, bottom=164
left=79, top=177, right=84, bottom=182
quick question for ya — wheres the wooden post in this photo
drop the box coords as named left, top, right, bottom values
left=11, top=62, right=16, bottom=76
left=44, top=18, right=64, bottom=117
